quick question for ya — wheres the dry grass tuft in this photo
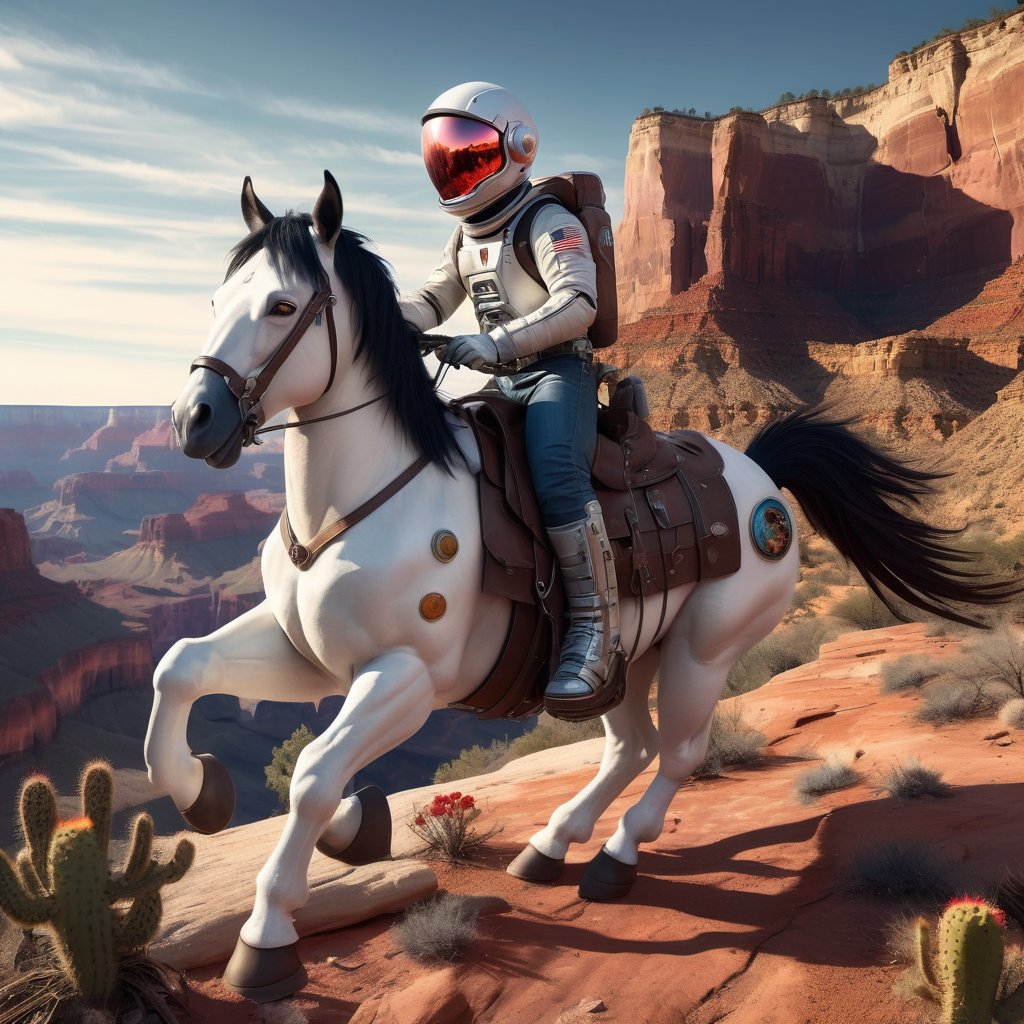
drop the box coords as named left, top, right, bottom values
left=879, top=655, right=946, bottom=693
left=999, top=698, right=1024, bottom=729
left=795, top=754, right=860, bottom=803
left=842, top=841, right=975, bottom=902
left=913, top=679, right=1003, bottom=725
left=391, top=894, right=478, bottom=964
left=693, top=703, right=766, bottom=779
left=879, top=758, right=952, bottom=800
left=830, top=588, right=903, bottom=631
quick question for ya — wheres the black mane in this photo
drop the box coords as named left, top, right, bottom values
left=227, top=212, right=461, bottom=472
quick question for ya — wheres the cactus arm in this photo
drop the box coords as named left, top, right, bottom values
left=112, top=889, right=163, bottom=953
left=995, top=982, right=1024, bottom=1024
left=19, top=776, right=57, bottom=888
left=109, top=838, right=194, bottom=900
left=16, top=850, right=47, bottom=898
left=0, top=850, right=53, bottom=927
left=80, top=762, right=113, bottom=858
left=914, top=917, right=941, bottom=998
left=119, top=813, right=154, bottom=884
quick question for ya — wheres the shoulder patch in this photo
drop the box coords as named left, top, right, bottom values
left=549, top=224, right=583, bottom=253
left=750, top=497, right=792, bottom=560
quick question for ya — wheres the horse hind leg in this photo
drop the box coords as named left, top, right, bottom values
left=508, top=644, right=660, bottom=884
left=581, top=562, right=795, bottom=901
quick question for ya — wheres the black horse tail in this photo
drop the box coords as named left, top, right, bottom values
left=745, top=405, right=1022, bottom=629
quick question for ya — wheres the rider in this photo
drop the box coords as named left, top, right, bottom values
left=399, top=82, right=624, bottom=719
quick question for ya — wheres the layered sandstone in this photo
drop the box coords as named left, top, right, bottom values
left=139, top=492, right=278, bottom=546
left=0, top=510, right=152, bottom=757
left=61, top=407, right=165, bottom=472
left=618, top=12, right=1024, bottom=331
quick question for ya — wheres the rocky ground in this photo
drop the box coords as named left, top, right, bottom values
left=165, top=622, right=1024, bottom=1024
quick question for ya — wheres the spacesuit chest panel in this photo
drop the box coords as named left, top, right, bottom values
left=457, top=216, right=550, bottom=332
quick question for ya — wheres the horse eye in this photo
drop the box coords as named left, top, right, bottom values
left=269, top=301, right=296, bottom=316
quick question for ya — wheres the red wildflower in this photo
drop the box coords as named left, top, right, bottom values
left=414, top=815, right=426, bottom=827
left=460, top=795, right=475, bottom=809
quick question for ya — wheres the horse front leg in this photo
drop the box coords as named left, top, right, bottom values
left=507, top=645, right=661, bottom=884
left=144, top=600, right=337, bottom=830
left=225, top=649, right=434, bottom=1002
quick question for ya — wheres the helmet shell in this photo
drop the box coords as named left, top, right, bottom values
left=421, top=82, right=539, bottom=220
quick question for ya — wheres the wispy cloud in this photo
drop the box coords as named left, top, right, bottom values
left=260, top=96, right=418, bottom=137
left=1, top=24, right=208, bottom=94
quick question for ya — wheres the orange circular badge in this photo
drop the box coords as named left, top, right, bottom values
left=431, top=530, right=459, bottom=562
left=419, top=593, right=447, bottom=621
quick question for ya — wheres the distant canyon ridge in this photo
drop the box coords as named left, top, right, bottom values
left=612, top=9, right=1024, bottom=525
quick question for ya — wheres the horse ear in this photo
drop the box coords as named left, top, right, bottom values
left=313, top=170, right=343, bottom=246
left=241, top=176, right=274, bottom=232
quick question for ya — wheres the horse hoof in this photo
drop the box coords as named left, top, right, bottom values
left=223, top=937, right=307, bottom=1003
left=578, top=848, right=637, bottom=901
left=507, top=843, right=565, bottom=883
left=315, top=786, right=392, bottom=865
left=180, top=753, right=235, bottom=835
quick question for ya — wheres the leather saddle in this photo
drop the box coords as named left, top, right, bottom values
left=447, top=389, right=741, bottom=720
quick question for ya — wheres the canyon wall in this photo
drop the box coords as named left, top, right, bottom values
left=0, top=509, right=153, bottom=757
left=617, top=11, right=1024, bottom=325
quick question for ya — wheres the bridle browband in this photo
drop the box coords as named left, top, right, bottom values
left=190, top=264, right=340, bottom=446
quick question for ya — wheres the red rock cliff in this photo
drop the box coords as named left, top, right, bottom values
left=618, top=11, right=1024, bottom=324
left=139, top=492, right=278, bottom=546
left=0, top=508, right=32, bottom=572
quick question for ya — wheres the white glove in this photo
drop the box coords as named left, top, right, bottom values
left=443, top=333, right=500, bottom=370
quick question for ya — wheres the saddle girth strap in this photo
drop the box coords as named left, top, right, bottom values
left=280, top=454, right=431, bottom=570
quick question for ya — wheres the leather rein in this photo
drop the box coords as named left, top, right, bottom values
left=191, top=264, right=340, bottom=447
left=190, top=263, right=425, bottom=571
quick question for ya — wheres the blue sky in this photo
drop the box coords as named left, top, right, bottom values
left=1, top=0, right=1013, bottom=405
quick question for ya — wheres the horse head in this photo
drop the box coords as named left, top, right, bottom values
left=172, top=172, right=347, bottom=468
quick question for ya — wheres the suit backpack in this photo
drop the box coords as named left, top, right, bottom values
left=512, top=173, right=618, bottom=348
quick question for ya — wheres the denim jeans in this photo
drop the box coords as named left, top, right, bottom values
left=496, top=354, right=597, bottom=528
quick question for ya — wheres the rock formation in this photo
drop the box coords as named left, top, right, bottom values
left=618, top=12, right=1024, bottom=327
left=0, top=509, right=152, bottom=757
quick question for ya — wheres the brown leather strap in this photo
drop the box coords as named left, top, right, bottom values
left=190, top=265, right=338, bottom=445
left=280, top=454, right=431, bottom=570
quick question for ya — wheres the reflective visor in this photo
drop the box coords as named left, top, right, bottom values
left=422, top=115, right=504, bottom=201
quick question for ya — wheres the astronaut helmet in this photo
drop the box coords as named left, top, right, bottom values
left=421, top=82, right=538, bottom=220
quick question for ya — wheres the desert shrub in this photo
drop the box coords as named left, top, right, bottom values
left=914, top=679, right=1002, bottom=725
left=265, top=724, right=316, bottom=810
left=791, top=575, right=832, bottom=612
left=880, top=655, right=947, bottom=693
left=999, top=698, right=1024, bottom=729
left=434, top=738, right=511, bottom=784
left=433, top=713, right=603, bottom=784
left=391, top=894, right=477, bottom=963
left=962, top=628, right=1024, bottom=699
left=842, top=841, right=974, bottom=902
left=997, top=872, right=1024, bottom=929
left=408, top=791, right=501, bottom=863
left=795, top=754, right=860, bottom=803
left=693, top=703, right=766, bottom=779
left=508, top=713, right=603, bottom=757
left=879, top=757, right=952, bottom=799
left=725, top=618, right=833, bottom=696
left=830, top=588, right=903, bottom=630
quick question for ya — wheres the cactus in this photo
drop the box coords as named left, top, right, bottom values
left=914, top=897, right=1024, bottom=1024
left=0, top=763, right=195, bottom=1005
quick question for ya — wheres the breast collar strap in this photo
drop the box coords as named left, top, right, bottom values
left=190, top=265, right=339, bottom=446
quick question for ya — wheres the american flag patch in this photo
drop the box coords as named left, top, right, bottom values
left=549, top=225, right=583, bottom=253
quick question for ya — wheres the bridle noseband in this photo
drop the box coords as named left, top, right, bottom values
left=190, top=265, right=339, bottom=446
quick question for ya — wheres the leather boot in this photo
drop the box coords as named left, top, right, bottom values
left=543, top=499, right=626, bottom=721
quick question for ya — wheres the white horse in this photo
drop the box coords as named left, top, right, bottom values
left=150, top=171, right=1017, bottom=1002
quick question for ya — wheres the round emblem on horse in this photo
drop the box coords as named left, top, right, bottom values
left=751, top=497, right=792, bottom=560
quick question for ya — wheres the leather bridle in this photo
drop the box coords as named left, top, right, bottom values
left=190, top=265, right=339, bottom=446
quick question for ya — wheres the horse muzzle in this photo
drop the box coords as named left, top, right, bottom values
left=172, top=368, right=249, bottom=469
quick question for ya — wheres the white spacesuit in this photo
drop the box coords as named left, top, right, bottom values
left=401, top=82, right=624, bottom=719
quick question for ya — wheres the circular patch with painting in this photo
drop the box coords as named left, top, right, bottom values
left=751, top=497, right=792, bottom=560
